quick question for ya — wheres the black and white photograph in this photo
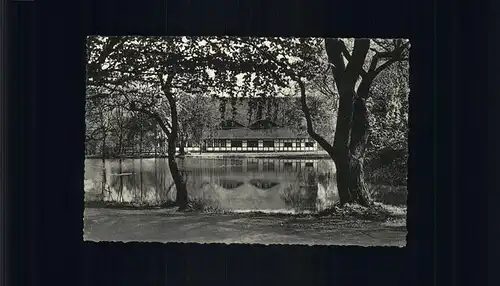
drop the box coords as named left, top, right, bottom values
left=83, top=36, right=409, bottom=246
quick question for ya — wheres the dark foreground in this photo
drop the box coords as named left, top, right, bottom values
left=84, top=208, right=407, bottom=246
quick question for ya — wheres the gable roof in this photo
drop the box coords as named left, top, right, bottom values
left=204, top=127, right=310, bottom=139
left=220, top=119, right=245, bottom=129
left=248, top=119, right=279, bottom=130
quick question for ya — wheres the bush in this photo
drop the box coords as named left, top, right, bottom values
left=84, top=200, right=162, bottom=210
left=280, top=185, right=317, bottom=212
left=317, top=202, right=406, bottom=222
left=159, top=199, right=177, bottom=208
left=85, top=192, right=105, bottom=202
left=365, top=147, right=408, bottom=186
left=368, top=184, right=407, bottom=206
left=185, top=197, right=225, bottom=213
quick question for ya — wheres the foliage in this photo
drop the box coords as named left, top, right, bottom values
left=280, top=183, right=317, bottom=212
left=367, top=184, right=407, bottom=206
left=367, top=60, right=409, bottom=152
left=185, top=197, right=225, bottom=213
left=177, top=93, right=220, bottom=145
left=85, top=36, right=410, bottom=208
left=364, top=60, right=409, bottom=185
left=317, top=202, right=406, bottom=222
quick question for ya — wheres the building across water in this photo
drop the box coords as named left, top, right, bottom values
left=202, top=118, right=318, bottom=153
left=85, top=97, right=327, bottom=157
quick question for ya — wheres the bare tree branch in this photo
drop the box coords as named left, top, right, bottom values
left=371, top=39, right=392, bottom=52
left=357, top=40, right=409, bottom=99
left=297, top=81, right=336, bottom=159
left=120, top=91, right=173, bottom=136
left=325, top=39, right=348, bottom=77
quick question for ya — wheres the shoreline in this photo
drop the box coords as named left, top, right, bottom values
left=83, top=201, right=407, bottom=220
left=85, top=151, right=331, bottom=160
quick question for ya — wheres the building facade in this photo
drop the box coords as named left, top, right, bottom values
left=202, top=119, right=318, bottom=153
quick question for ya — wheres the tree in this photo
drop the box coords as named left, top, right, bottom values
left=86, top=36, right=278, bottom=210
left=86, top=36, right=409, bottom=209
left=177, top=92, right=220, bottom=155
left=320, top=39, right=409, bottom=206
left=85, top=89, right=116, bottom=198
left=125, top=112, right=158, bottom=155
left=201, top=37, right=409, bottom=206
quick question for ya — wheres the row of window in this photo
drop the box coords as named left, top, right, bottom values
left=206, top=139, right=314, bottom=148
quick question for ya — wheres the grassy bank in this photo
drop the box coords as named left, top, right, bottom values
left=85, top=198, right=406, bottom=224
left=85, top=200, right=173, bottom=210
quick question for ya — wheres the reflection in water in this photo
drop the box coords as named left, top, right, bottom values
left=249, top=179, right=280, bottom=190
left=219, top=179, right=245, bottom=190
left=84, top=157, right=339, bottom=213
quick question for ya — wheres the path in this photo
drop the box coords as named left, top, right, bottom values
left=83, top=208, right=406, bottom=246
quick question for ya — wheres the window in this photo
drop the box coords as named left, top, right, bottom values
left=284, top=142, right=293, bottom=148
left=305, top=142, right=314, bottom=147
left=247, top=140, right=258, bottom=147
left=263, top=140, right=275, bottom=147
left=231, top=140, right=242, bottom=147
left=215, top=139, right=226, bottom=148
left=305, top=162, right=314, bottom=168
left=207, top=140, right=213, bottom=147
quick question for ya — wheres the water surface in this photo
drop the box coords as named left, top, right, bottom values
left=84, top=157, right=339, bottom=213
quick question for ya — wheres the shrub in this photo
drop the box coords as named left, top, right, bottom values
left=365, top=147, right=408, bottom=186
left=368, top=184, right=408, bottom=206
left=280, top=185, right=317, bottom=212
left=317, top=202, right=406, bottom=222
left=159, top=199, right=177, bottom=208
left=185, top=197, right=225, bottom=213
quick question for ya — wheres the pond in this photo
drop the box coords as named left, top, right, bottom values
left=84, top=157, right=339, bottom=213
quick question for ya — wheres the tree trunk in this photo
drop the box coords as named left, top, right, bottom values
left=297, top=68, right=371, bottom=206
left=154, top=126, right=158, bottom=157
left=328, top=39, right=372, bottom=207
left=165, top=90, right=188, bottom=211
left=167, top=139, right=188, bottom=210
left=139, top=130, right=144, bottom=202
left=178, top=136, right=187, bottom=156
left=100, top=113, right=107, bottom=199
left=332, top=154, right=353, bottom=204
left=128, top=82, right=189, bottom=209
left=118, top=157, right=124, bottom=202
left=101, top=136, right=107, bottom=199
left=331, top=87, right=371, bottom=207
left=345, top=96, right=371, bottom=206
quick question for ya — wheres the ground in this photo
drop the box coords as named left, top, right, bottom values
left=83, top=208, right=406, bottom=246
